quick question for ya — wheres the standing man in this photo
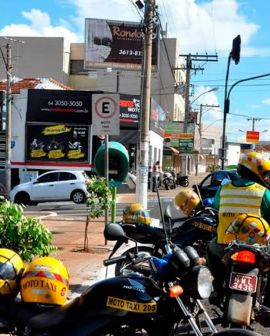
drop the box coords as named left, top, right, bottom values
left=152, top=160, right=162, bottom=192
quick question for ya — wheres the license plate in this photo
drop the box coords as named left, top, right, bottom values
left=106, top=296, right=157, bottom=313
left=229, top=272, right=257, bottom=293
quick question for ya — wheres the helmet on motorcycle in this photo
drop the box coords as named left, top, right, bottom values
left=175, top=190, right=201, bottom=216
left=0, top=248, right=24, bottom=296
left=238, top=151, right=270, bottom=187
left=20, top=256, right=69, bottom=305
left=123, top=203, right=151, bottom=225
left=224, top=213, right=270, bottom=245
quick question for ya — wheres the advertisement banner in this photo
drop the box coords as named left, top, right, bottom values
left=179, top=133, right=194, bottom=153
left=84, top=18, right=158, bottom=69
left=26, top=124, right=89, bottom=162
left=246, top=130, right=259, bottom=143
left=26, top=89, right=96, bottom=124
left=119, top=94, right=140, bottom=126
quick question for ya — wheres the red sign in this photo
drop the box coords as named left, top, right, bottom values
left=246, top=131, right=259, bottom=143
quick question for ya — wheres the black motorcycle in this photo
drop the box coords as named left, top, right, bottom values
left=0, top=223, right=257, bottom=336
left=112, top=204, right=218, bottom=276
left=162, top=170, right=176, bottom=190
left=217, top=240, right=270, bottom=329
left=178, top=175, right=189, bottom=187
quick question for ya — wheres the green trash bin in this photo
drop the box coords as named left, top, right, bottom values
left=94, top=141, right=129, bottom=186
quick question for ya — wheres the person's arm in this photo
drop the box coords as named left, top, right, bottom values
left=212, top=186, right=222, bottom=210
left=261, top=189, right=270, bottom=223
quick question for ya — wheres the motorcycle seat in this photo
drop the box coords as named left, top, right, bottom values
left=28, top=297, right=80, bottom=329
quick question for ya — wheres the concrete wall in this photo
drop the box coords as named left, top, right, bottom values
left=0, top=37, right=69, bottom=84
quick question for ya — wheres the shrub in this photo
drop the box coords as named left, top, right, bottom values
left=0, top=201, right=56, bottom=261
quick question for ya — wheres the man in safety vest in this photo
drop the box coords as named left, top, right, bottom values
left=207, top=151, right=270, bottom=302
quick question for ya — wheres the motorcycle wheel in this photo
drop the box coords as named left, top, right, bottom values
left=163, top=179, right=170, bottom=190
left=180, top=180, right=189, bottom=187
left=114, top=246, right=155, bottom=276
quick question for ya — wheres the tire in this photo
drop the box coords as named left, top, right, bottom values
left=114, top=246, right=155, bottom=276
left=180, top=180, right=189, bottom=187
left=163, top=179, right=169, bottom=190
left=215, top=330, right=262, bottom=336
left=14, top=192, right=31, bottom=205
left=71, top=190, right=85, bottom=204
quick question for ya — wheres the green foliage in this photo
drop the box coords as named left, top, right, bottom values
left=86, top=176, right=112, bottom=219
left=0, top=201, right=56, bottom=261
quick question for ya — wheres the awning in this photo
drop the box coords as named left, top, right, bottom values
left=110, top=129, right=139, bottom=144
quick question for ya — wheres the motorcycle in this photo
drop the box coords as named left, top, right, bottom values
left=218, top=240, right=270, bottom=329
left=162, top=170, right=176, bottom=190
left=178, top=175, right=189, bottom=187
left=111, top=204, right=218, bottom=276
left=0, top=228, right=261, bottom=336
left=103, top=223, right=260, bottom=336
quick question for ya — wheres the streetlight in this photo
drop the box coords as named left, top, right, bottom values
left=221, top=72, right=270, bottom=168
left=190, top=87, right=218, bottom=106
left=221, top=35, right=241, bottom=169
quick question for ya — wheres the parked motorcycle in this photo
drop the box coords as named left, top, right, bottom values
left=111, top=204, right=218, bottom=276
left=162, top=169, right=176, bottom=190
left=217, top=240, right=270, bottom=329
left=178, top=175, right=189, bottom=187
left=104, top=223, right=260, bottom=336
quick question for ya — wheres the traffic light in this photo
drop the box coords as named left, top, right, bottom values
left=94, top=141, right=129, bottom=187
left=231, top=35, right=241, bottom=65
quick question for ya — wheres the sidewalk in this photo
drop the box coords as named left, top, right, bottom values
left=42, top=216, right=115, bottom=299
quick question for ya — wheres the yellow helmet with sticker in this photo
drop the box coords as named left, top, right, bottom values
left=0, top=248, right=24, bottom=296
left=20, top=256, right=69, bottom=305
left=122, top=203, right=151, bottom=225
left=238, top=151, right=270, bottom=187
left=224, top=213, right=270, bottom=245
left=175, top=189, right=201, bottom=216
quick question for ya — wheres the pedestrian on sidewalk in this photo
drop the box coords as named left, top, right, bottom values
left=152, top=161, right=162, bottom=192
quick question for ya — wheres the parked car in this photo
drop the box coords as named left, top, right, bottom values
left=193, top=169, right=239, bottom=199
left=10, top=170, right=89, bottom=205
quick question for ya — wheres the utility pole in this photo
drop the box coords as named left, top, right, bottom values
left=199, top=104, right=220, bottom=136
left=247, top=117, right=261, bottom=131
left=179, top=53, right=218, bottom=175
left=137, top=0, right=155, bottom=209
left=5, top=43, right=12, bottom=196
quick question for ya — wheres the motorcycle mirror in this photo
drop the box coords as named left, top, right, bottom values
left=104, top=223, right=127, bottom=241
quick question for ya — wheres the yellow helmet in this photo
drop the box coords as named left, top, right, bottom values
left=224, top=213, right=270, bottom=245
left=20, top=256, right=69, bottom=306
left=123, top=203, right=151, bottom=225
left=175, top=190, right=201, bottom=216
left=0, top=248, right=24, bottom=296
left=238, top=152, right=270, bottom=187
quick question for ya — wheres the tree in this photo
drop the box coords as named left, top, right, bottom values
left=0, top=201, right=56, bottom=261
left=84, top=176, right=112, bottom=251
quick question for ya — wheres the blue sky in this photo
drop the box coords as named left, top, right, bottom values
left=1, top=0, right=270, bottom=142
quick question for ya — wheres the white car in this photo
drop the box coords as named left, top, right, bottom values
left=10, top=170, right=89, bottom=205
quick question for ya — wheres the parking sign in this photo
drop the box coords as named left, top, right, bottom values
left=92, top=94, right=120, bottom=135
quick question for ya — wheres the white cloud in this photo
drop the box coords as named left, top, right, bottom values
left=0, top=9, right=78, bottom=44
left=163, top=0, right=259, bottom=55
left=262, top=98, right=270, bottom=105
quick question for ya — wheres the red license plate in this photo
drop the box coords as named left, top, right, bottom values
left=229, top=272, right=257, bottom=293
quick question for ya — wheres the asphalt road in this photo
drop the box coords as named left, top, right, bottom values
left=24, top=195, right=181, bottom=221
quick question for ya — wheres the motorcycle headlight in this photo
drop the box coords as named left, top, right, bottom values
left=191, top=265, right=213, bottom=299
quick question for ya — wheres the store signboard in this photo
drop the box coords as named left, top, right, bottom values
left=26, top=124, right=89, bottom=162
left=84, top=18, right=159, bottom=69
left=246, top=130, right=259, bottom=143
left=179, top=133, right=194, bottom=153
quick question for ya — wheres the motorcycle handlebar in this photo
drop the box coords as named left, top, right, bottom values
left=103, top=255, right=127, bottom=267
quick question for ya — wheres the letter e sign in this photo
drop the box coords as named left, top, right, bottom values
left=92, top=94, right=120, bottom=135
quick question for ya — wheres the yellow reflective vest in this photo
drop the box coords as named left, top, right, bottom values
left=217, top=181, right=266, bottom=244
